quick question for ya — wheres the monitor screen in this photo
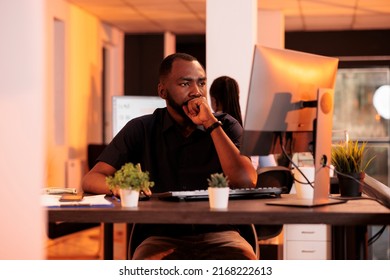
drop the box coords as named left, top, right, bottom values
left=112, top=95, right=166, bottom=138
left=241, top=45, right=339, bottom=156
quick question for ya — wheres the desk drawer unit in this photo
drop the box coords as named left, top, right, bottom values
left=284, top=224, right=331, bottom=260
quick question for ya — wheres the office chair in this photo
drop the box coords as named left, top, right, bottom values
left=255, top=166, right=293, bottom=257
left=127, top=223, right=260, bottom=260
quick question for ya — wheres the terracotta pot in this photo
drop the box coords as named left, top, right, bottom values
left=337, top=172, right=365, bottom=197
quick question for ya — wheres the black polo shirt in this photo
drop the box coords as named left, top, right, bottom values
left=98, top=107, right=243, bottom=193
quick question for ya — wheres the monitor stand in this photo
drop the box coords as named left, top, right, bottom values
left=267, top=88, right=346, bottom=208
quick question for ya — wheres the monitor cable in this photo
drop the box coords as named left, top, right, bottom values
left=367, top=225, right=387, bottom=246
left=279, top=135, right=314, bottom=189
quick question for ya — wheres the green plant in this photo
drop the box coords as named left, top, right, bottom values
left=106, top=163, right=154, bottom=191
left=331, top=140, right=375, bottom=174
left=207, top=173, right=229, bottom=188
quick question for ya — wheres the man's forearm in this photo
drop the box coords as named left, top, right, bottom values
left=210, top=126, right=257, bottom=188
left=82, top=172, right=112, bottom=194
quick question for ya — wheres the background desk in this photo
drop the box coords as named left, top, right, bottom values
left=47, top=194, right=390, bottom=260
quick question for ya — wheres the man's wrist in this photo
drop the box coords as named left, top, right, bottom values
left=203, top=117, right=218, bottom=129
left=205, top=120, right=222, bottom=133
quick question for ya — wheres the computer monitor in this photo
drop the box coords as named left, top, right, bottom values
left=242, top=45, right=339, bottom=156
left=241, top=45, right=343, bottom=207
left=112, top=95, right=166, bottom=138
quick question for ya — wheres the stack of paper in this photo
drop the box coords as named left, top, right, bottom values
left=42, top=194, right=113, bottom=208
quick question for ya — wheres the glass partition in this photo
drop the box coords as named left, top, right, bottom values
left=333, top=67, right=390, bottom=142
left=333, top=65, right=389, bottom=260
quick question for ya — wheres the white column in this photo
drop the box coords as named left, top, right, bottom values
left=206, top=2, right=285, bottom=118
left=206, top=0, right=257, bottom=119
left=0, top=0, right=45, bottom=259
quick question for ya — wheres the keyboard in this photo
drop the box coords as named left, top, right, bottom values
left=157, top=187, right=283, bottom=201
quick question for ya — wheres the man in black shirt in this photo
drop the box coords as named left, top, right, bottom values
left=82, top=53, right=257, bottom=259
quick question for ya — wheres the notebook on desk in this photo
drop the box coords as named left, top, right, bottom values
left=157, top=187, right=283, bottom=201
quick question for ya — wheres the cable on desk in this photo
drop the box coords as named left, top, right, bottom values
left=367, top=225, right=387, bottom=246
left=279, top=135, right=315, bottom=189
left=329, top=194, right=378, bottom=202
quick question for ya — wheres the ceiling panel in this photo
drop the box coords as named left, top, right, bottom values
left=259, top=0, right=301, bottom=18
left=258, top=0, right=299, bottom=10
left=354, top=14, right=390, bottom=30
left=67, top=0, right=390, bottom=33
left=304, top=15, right=354, bottom=31
left=284, top=17, right=304, bottom=31
left=356, top=6, right=390, bottom=14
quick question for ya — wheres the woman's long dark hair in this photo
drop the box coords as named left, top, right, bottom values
left=209, top=76, right=243, bottom=125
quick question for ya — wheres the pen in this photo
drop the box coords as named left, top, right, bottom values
left=111, top=195, right=121, bottom=202
left=60, top=203, right=91, bottom=207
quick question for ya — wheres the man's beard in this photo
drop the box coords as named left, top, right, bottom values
left=166, top=91, right=192, bottom=122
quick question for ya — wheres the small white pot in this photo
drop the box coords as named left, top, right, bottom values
left=208, top=187, right=229, bottom=209
left=119, top=189, right=140, bottom=207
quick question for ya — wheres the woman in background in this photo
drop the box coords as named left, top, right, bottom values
left=209, top=75, right=277, bottom=168
left=209, top=76, right=243, bottom=126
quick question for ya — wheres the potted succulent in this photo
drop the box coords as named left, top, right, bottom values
left=106, top=163, right=154, bottom=207
left=207, top=173, right=230, bottom=209
left=331, top=140, right=375, bottom=197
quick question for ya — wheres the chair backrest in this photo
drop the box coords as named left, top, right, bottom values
left=255, top=166, right=293, bottom=241
left=236, top=224, right=260, bottom=259
left=256, top=166, right=293, bottom=193
left=127, top=223, right=145, bottom=259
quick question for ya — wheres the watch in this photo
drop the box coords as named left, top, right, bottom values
left=206, top=121, right=222, bottom=134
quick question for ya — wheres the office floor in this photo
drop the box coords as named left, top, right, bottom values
left=45, top=226, right=102, bottom=260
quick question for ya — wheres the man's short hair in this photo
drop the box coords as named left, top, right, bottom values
left=159, top=53, right=201, bottom=82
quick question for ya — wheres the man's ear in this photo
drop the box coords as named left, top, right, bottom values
left=158, top=83, right=167, bottom=99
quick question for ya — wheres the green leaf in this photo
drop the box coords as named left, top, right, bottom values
left=105, top=163, right=154, bottom=191
left=207, top=173, right=229, bottom=188
left=331, top=140, right=375, bottom=173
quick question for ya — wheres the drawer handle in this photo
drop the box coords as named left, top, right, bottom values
left=301, top=250, right=316, bottom=253
left=301, top=231, right=315, bottom=234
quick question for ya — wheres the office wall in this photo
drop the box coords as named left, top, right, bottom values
left=176, top=34, right=206, bottom=68
left=123, top=34, right=207, bottom=98
left=285, top=29, right=390, bottom=57
left=46, top=0, right=124, bottom=188
left=124, top=34, right=164, bottom=96
left=0, top=0, right=45, bottom=259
